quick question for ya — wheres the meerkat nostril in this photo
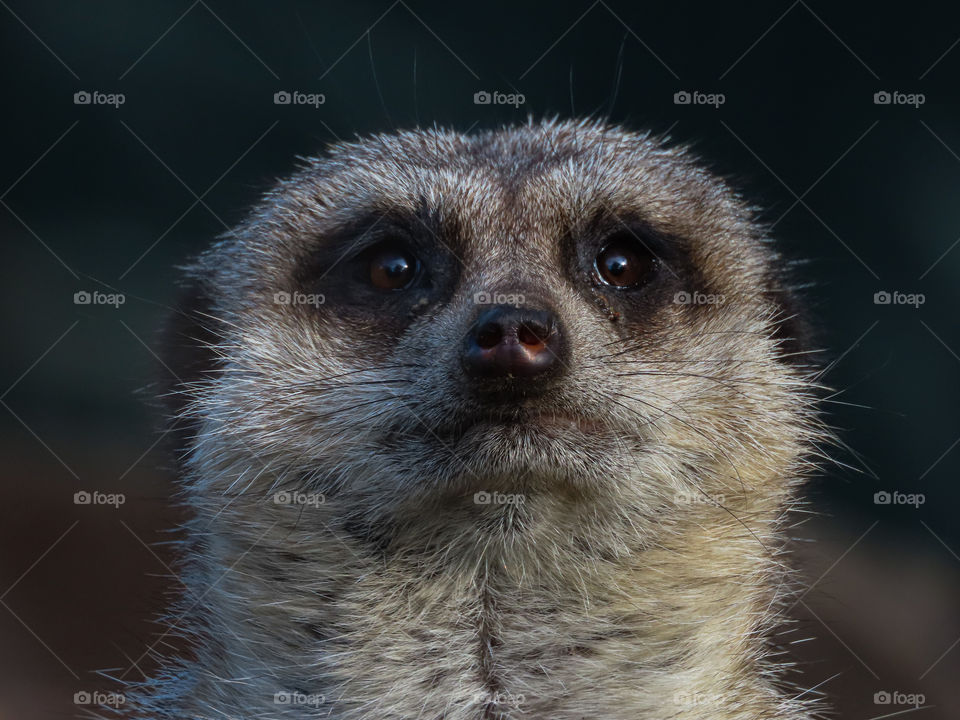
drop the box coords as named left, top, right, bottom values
left=517, top=323, right=546, bottom=348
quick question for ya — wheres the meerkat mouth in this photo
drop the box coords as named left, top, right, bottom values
left=436, top=408, right=612, bottom=445
left=470, top=410, right=605, bottom=434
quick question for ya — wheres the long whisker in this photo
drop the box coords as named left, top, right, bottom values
left=609, top=389, right=750, bottom=497
left=607, top=392, right=772, bottom=553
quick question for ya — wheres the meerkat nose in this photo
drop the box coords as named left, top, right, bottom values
left=462, top=304, right=564, bottom=382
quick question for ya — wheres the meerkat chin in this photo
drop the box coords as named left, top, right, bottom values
left=128, top=119, right=824, bottom=719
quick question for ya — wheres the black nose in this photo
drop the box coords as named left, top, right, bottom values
left=462, top=305, right=563, bottom=381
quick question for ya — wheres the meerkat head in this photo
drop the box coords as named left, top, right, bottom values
left=170, top=118, right=818, bottom=551
left=141, top=118, right=827, bottom=720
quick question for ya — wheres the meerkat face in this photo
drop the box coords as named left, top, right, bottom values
left=178, top=120, right=812, bottom=527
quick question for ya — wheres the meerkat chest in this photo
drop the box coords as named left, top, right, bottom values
left=310, top=562, right=700, bottom=720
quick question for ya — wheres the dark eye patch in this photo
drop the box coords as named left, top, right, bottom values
left=566, top=211, right=694, bottom=318
left=294, top=211, right=412, bottom=286
left=292, top=205, right=459, bottom=324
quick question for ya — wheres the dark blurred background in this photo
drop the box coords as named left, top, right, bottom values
left=1, top=1, right=958, bottom=718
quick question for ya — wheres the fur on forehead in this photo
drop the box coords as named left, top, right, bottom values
left=290, top=117, right=744, bottom=219
left=195, top=118, right=775, bottom=309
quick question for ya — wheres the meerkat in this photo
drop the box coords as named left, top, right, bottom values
left=121, top=119, right=826, bottom=720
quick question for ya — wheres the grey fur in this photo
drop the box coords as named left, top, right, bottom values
left=119, top=119, right=827, bottom=719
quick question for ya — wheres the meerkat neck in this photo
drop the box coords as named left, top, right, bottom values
left=175, top=475, right=802, bottom=720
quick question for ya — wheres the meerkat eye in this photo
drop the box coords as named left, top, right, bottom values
left=367, top=244, right=419, bottom=290
left=595, top=234, right=658, bottom=288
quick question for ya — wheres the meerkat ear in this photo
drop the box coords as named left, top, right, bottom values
left=158, top=277, right=221, bottom=456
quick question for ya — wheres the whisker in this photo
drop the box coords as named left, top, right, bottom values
left=609, top=389, right=750, bottom=497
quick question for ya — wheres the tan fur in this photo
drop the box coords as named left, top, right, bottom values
left=122, top=119, right=826, bottom=719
